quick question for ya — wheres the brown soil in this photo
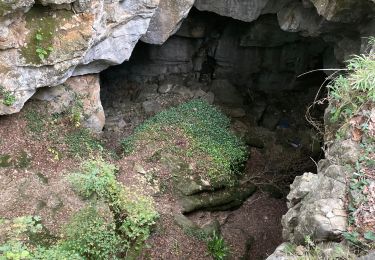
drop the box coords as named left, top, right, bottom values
left=0, top=97, right=289, bottom=259
left=221, top=192, right=287, bottom=259
left=0, top=103, right=85, bottom=237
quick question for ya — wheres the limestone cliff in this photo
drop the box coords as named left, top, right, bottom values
left=0, top=0, right=374, bottom=116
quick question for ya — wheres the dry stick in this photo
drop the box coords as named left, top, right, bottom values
left=309, top=157, right=318, bottom=168
left=303, top=70, right=343, bottom=134
left=297, top=68, right=348, bottom=78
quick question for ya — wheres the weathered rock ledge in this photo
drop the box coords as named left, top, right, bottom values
left=0, top=0, right=374, bottom=121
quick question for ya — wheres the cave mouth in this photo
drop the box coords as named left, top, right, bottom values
left=100, top=8, right=331, bottom=171
left=99, top=7, right=332, bottom=259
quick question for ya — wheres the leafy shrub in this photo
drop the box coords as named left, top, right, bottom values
left=61, top=206, right=121, bottom=260
left=0, top=213, right=100, bottom=260
left=0, top=241, right=31, bottom=260
left=122, top=100, right=248, bottom=185
left=69, top=159, right=159, bottom=246
left=207, top=232, right=230, bottom=260
left=69, top=159, right=118, bottom=199
left=0, top=216, right=61, bottom=260
left=329, top=52, right=375, bottom=125
left=119, top=194, right=159, bottom=242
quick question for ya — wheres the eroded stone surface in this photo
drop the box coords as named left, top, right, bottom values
left=0, top=0, right=160, bottom=115
left=194, top=0, right=270, bottom=22
left=280, top=140, right=356, bottom=244
left=142, top=0, right=195, bottom=44
left=33, top=74, right=105, bottom=132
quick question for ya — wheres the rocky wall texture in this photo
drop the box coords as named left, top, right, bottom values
left=0, top=0, right=374, bottom=119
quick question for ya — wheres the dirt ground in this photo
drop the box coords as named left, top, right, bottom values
left=0, top=97, right=288, bottom=259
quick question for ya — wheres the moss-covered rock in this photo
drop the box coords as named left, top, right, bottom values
left=180, top=184, right=256, bottom=213
left=123, top=100, right=248, bottom=187
left=20, top=5, right=72, bottom=64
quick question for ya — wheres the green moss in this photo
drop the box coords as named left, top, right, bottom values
left=17, top=150, right=32, bottom=169
left=0, top=154, right=12, bottom=167
left=24, top=108, right=46, bottom=136
left=20, top=5, right=73, bottom=64
left=64, top=128, right=103, bottom=157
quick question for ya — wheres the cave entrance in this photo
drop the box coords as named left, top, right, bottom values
left=99, top=7, right=333, bottom=260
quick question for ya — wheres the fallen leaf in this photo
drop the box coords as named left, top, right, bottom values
left=351, top=128, right=363, bottom=142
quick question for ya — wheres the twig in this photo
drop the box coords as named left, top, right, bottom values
left=297, top=68, right=348, bottom=78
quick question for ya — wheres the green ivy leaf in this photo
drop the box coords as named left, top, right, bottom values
left=35, top=33, right=43, bottom=41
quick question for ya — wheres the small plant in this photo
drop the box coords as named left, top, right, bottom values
left=32, top=246, right=83, bottom=260
left=48, top=147, right=61, bottom=161
left=0, top=241, right=31, bottom=260
left=35, top=29, right=53, bottom=61
left=66, top=95, right=84, bottom=128
left=0, top=216, right=43, bottom=259
left=328, top=52, right=375, bottom=126
left=69, top=159, right=119, bottom=199
left=16, top=150, right=32, bottom=169
left=0, top=86, right=16, bottom=106
left=207, top=232, right=230, bottom=260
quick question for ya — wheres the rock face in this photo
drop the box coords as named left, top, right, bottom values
left=0, top=0, right=161, bottom=115
left=194, top=0, right=270, bottom=22
left=110, top=13, right=330, bottom=94
left=142, top=0, right=195, bottom=44
left=0, top=0, right=374, bottom=117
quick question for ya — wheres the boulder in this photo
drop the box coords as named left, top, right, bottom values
left=309, top=0, right=374, bottom=23
left=33, top=74, right=105, bottom=132
left=281, top=164, right=349, bottom=244
left=180, top=184, right=257, bottom=213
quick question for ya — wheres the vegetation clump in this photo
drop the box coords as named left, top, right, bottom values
left=60, top=206, right=122, bottom=259
left=327, top=40, right=375, bottom=253
left=328, top=45, right=375, bottom=129
left=0, top=86, right=16, bottom=107
left=122, top=99, right=248, bottom=186
left=0, top=159, right=159, bottom=259
left=69, top=159, right=159, bottom=254
left=207, top=231, right=230, bottom=260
